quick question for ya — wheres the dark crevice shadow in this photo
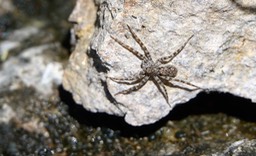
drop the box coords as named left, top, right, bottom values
left=58, top=85, right=165, bottom=137
left=87, top=49, right=109, bottom=73
left=100, top=80, right=125, bottom=113
left=101, top=80, right=117, bottom=104
left=61, top=30, right=73, bottom=53
left=59, top=85, right=256, bottom=137
left=167, top=92, right=256, bottom=122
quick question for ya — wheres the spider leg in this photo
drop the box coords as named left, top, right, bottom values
left=127, top=25, right=152, bottom=60
left=111, top=36, right=145, bottom=60
left=153, top=76, right=170, bottom=106
left=109, top=72, right=145, bottom=85
left=115, top=76, right=149, bottom=95
left=160, top=76, right=201, bottom=90
left=159, top=76, right=199, bottom=91
left=172, top=78, right=201, bottom=90
left=157, top=34, right=194, bottom=64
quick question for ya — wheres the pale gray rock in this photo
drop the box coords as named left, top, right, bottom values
left=0, top=42, right=63, bottom=96
left=63, top=0, right=256, bottom=126
left=0, top=23, right=64, bottom=97
left=0, top=104, right=15, bottom=123
left=0, top=43, right=63, bottom=95
left=0, top=27, right=39, bottom=61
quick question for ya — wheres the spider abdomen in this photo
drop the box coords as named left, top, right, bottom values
left=157, top=65, right=177, bottom=77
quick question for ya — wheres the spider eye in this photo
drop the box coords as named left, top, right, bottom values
left=172, top=67, right=178, bottom=74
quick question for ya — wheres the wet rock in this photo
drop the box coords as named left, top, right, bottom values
left=216, top=139, right=256, bottom=156
left=0, top=89, right=80, bottom=155
left=63, top=0, right=256, bottom=125
left=3, top=90, right=256, bottom=155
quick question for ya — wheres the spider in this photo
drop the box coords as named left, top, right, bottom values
left=109, top=25, right=201, bottom=105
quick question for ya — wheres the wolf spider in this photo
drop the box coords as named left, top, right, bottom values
left=109, top=25, right=201, bottom=105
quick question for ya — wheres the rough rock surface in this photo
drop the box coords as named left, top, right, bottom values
left=0, top=40, right=63, bottom=96
left=0, top=0, right=72, bottom=97
left=215, top=139, right=256, bottom=156
left=2, top=0, right=256, bottom=155
left=63, top=0, right=256, bottom=126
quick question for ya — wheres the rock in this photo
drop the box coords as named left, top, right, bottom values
left=0, top=26, right=64, bottom=96
left=0, top=43, right=64, bottom=96
left=215, top=139, right=256, bottom=156
left=0, top=104, right=15, bottom=123
left=63, top=0, right=256, bottom=126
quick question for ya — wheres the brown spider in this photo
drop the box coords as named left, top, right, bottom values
left=109, top=25, right=201, bottom=105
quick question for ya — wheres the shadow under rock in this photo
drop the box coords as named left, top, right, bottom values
left=59, top=85, right=256, bottom=137
left=58, top=85, right=169, bottom=137
left=168, top=91, right=256, bottom=122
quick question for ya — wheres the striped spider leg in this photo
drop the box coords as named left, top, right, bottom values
left=109, top=25, right=201, bottom=105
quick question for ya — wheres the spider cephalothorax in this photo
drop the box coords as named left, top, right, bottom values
left=109, top=25, right=201, bottom=105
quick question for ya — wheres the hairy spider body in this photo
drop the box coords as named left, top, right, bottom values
left=157, top=65, right=177, bottom=77
left=109, top=25, right=200, bottom=105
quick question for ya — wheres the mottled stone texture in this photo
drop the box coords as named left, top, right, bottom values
left=63, top=0, right=256, bottom=126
